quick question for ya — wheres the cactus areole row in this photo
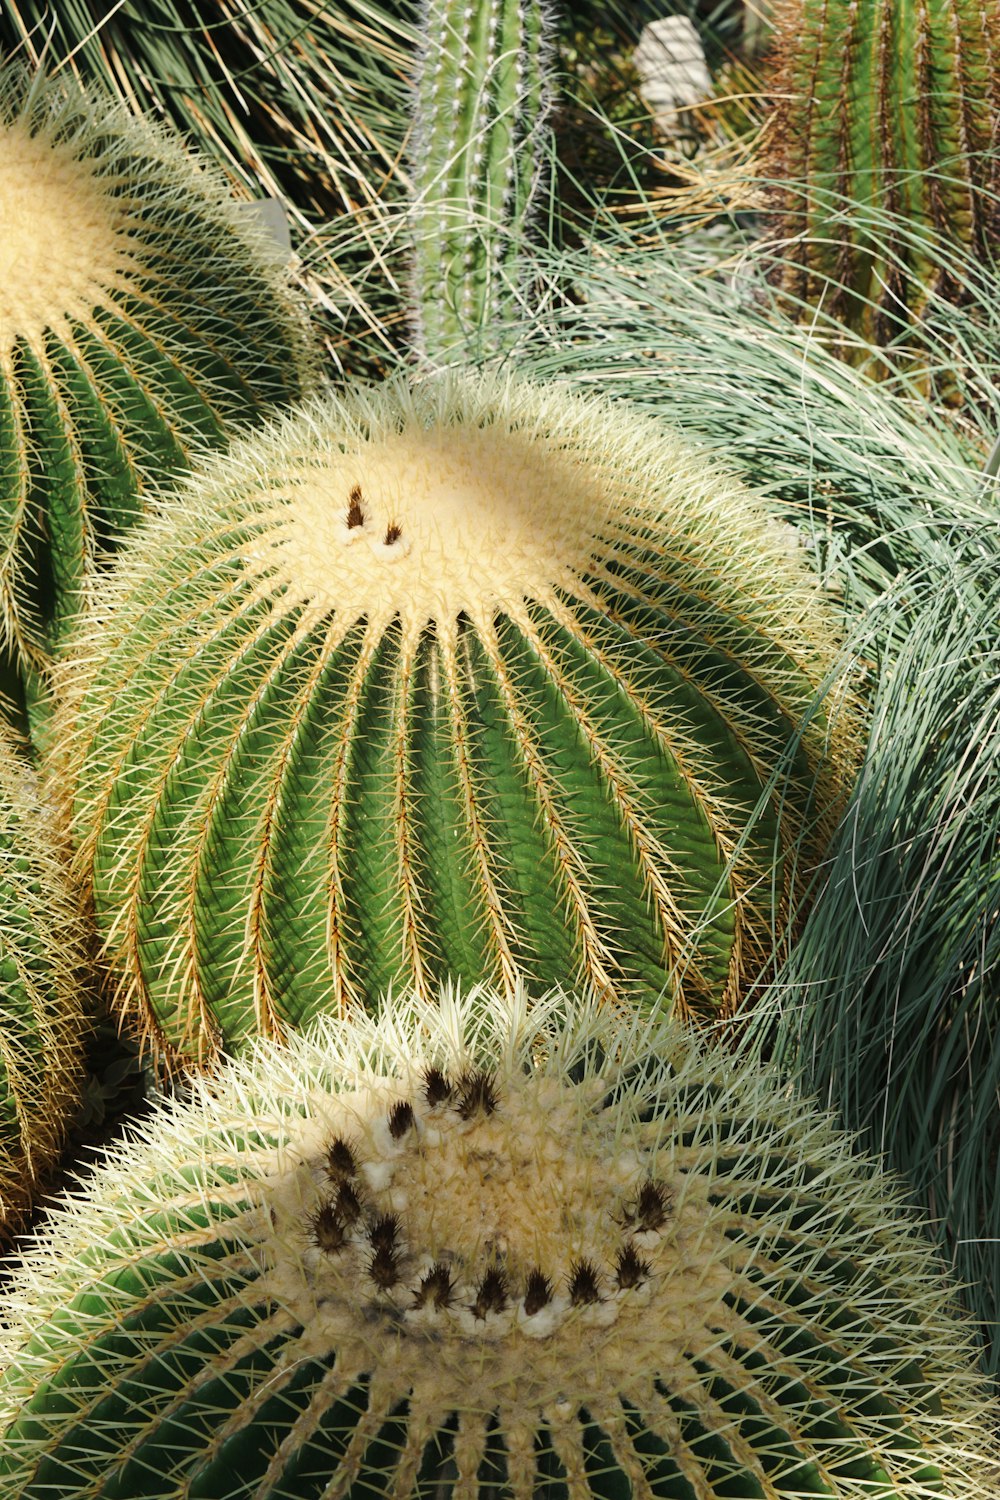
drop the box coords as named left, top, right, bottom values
left=0, top=734, right=86, bottom=1235
left=409, top=0, right=553, bottom=361
left=64, top=372, right=855, bottom=1066
left=765, top=0, right=1000, bottom=343
left=0, top=989, right=995, bottom=1498
left=0, top=63, right=311, bottom=662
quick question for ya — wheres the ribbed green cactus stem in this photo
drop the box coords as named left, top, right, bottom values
left=763, top=0, right=1000, bottom=344
left=56, top=370, right=858, bottom=1068
left=410, top=0, right=553, bottom=362
left=0, top=62, right=314, bottom=673
left=1, top=986, right=997, bottom=1498
left=0, top=733, right=87, bottom=1236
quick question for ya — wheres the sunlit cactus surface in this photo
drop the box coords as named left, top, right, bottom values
left=0, top=733, right=86, bottom=1235
left=0, top=987, right=996, bottom=1498
left=61, top=371, right=857, bottom=1066
left=0, top=62, right=313, bottom=664
left=763, top=0, right=1000, bottom=344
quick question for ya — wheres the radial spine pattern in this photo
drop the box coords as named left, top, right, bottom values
left=764, top=0, right=1000, bottom=343
left=0, top=63, right=313, bottom=663
left=0, top=734, right=86, bottom=1235
left=62, top=371, right=856, bottom=1066
left=0, top=987, right=996, bottom=1499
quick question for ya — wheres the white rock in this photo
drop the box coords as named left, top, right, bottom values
left=633, top=17, right=712, bottom=134
left=235, top=196, right=292, bottom=260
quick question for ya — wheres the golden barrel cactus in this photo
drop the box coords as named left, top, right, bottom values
left=61, top=372, right=857, bottom=1065
left=0, top=988, right=995, bottom=1496
left=0, top=62, right=312, bottom=668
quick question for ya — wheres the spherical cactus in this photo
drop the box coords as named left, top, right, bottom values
left=60, top=371, right=857, bottom=1065
left=0, top=986, right=996, bottom=1498
left=0, top=734, right=86, bottom=1235
left=0, top=61, right=313, bottom=664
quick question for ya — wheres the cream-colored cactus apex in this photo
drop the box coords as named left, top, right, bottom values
left=0, top=987, right=997, bottom=1497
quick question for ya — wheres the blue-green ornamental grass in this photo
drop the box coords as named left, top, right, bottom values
left=58, top=368, right=858, bottom=1066
left=0, top=62, right=314, bottom=667
left=0, top=986, right=997, bottom=1498
left=749, top=548, right=1000, bottom=1382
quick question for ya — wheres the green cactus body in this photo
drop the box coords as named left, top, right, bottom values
left=0, top=735, right=85, bottom=1233
left=764, top=0, right=1000, bottom=342
left=60, top=371, right=855, bottom=1066
left=0, top=64, right=312, bottom=667
left=0, top=987, right=995, bottom=1498
left=410, top=0, right=552, bottom=361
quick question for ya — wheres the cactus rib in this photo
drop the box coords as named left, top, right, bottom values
left=764, top=0, right=1000, bottom=344
left=0, top=734, right=86, bottom=1236
left=0, top=987, right=996, bottom=1497
left=58, top=371, right=857, bottom=1066
left=0, top=62, right=314, bottom=665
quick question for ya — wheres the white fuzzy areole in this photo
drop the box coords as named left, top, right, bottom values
left=0, top=120, right=128, bottom=353
left=251, top=420, right=615, bottom=641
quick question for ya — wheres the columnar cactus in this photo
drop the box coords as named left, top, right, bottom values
left=59, top=371, right=856, bottom=1066
left=0, top=734, right=86, bottom=1234
left=410, top=0, right=553, bottom=361
left=762, top=0, right=1000, bottom=344
left=1, top=987, right=996, bottom=1498
left=0, top=62, right=312, bottom=666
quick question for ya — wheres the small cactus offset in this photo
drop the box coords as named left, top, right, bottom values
left=762, top=0, right=1000, bottom=344
left=1, top=987, right=996, bottom=1498
left=59, top=371, right=856, bottom=1066
left=0, top=63, right=313, bottom=668
left=0, top=734, right=86, bottom=1235
left=410, top=0, right=553, bottom=361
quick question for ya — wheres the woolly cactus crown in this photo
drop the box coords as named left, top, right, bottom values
left=0, top=733, right=86, bottom=1234
left=61, top=368, right=857, bottom=1065
left=1, top=986, right=996, bottom=1498
left=0, top=62, right=312, bottom=661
